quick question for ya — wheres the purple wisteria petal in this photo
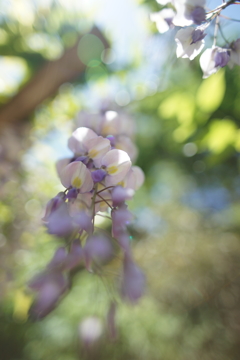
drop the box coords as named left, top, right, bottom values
left=200, top=47, right=230, bottom=78
left=190, top=6, right=205, bottom=25
left=42, top=192, right=65, bottom=223
left=47, top=247, right=68, bottom=270
left=91, top=169, right=107, bottom=183
left=66, top=188, right=78, bottom=199
left=214, top=50, right=230, bottom=68
left=56, top=158, right=71, bottom=178
left=72, top=210, right=93, bottom=234
left=111, top=207, right=133, bottom=238
left=29, top=272, right=69, bottom=320
left=120, top=256, right=145, bottom=303
left=191, top=28, right=206, bottom=44
left=47, top=202, right=74, bottom=237
left=106, top=135, right=116, bottom=147
left=68, top=127, right=97, bottom=154
left=112, top=186, right=134, bottom=207
left=84, top=234, right=113, bottom=268
left=65, top=239, right=84, bottom=270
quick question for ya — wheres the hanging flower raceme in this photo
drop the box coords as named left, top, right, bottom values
left=27, top=108, right=145, bottom=333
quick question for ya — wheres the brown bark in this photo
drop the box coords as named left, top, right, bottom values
left=0, top=27, right=109, bottom=129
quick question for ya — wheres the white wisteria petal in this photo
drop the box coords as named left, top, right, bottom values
left=115, top=135, right=138, bottom=162
left=175, top=27, right=205, bottom=60
left=56, top=158, right=71, bottom=178
left=150, top=9, right=175, bottom=34
left=173, top=0, right=206, bottom=27
left=68, top=127, right=97, bottom=154
left=102, top=149, right=132, bottom=186
left=76, top=111, right=103, bottom=135
left=121, top=166, right=145, bottom=190
left=200, top=48, right=217, bottom=78
left=86, top=136, right=111, bottom=167
left=156, top=0, right=172, bottom=4
left=60, top=161, right=93, bottom=193
left=200, top=47, right=230, bottom=78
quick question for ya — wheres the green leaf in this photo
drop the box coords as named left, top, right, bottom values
left=196, top=70, right=225, bottom=113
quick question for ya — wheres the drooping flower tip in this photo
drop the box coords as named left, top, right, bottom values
left=28, top=272, right=69, bottom=320
left=120, top=257, right=145, bottom=303
left=112, top=186, right=134, bottom=207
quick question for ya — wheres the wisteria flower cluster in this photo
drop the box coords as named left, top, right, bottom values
left=28, top=109, right=145, bottom=326
left=151, top=0, right=240, bottom=78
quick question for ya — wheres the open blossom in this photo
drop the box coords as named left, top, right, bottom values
left=68, top=127, right=111, bottom=167
left=228, top=39, right=240, bottom=69
left=173, top=0, right=206, bottom=27
left=120, top=166, right=145, bottom=191
left=59, top=161, right=93, bottom=192
left=175, top=26, right=206, bottom=60
left=101, top=149, right=132, bottom=186
left=150, top=8, right=175, bottom=34
left=200, top=46, right=230, bottom=78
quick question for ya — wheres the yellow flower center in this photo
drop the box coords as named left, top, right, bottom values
left=88, top=149, right=99, bottom=159
left=72, top=177, right=82, bottom=188
left=107, top=165, right=118, bottom=175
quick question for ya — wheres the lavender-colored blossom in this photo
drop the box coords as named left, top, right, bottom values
left=47, top=202, right=74, bottom=237
left=229, top=39, right=240, bottom=68
left=214, top=49, right=230, bottom=68
left=115, top=135, right=138, bottom=162
left=72, top=210, right=93, bottom=234
left=111, top=207, right=133, bottom=238
left=173, top=0, right=206, bottom=27
left=65, top=239, right=84, bottom=270
left=60, top=161, right=93, bottom=193
left=112, top=186, right=134, bottom=207
left=68, top=127, right=111, bottom=167
left=150, top=8, right=175, bottom=34
left=121, top=166, right=145, bottom=191
left=175, top=27, right=205, bottom=60
left=84, top=235, right=113, bottom=270
left=106, top=135, right=116, bottom=147
left=56, top=158, right=71, bottom=178
left=101, top=149, right=132, bottom=186
left=101, top=111, right=136, bottom=138
left=191, top=28, right=206, bottom=44
left=42, top=192, right=65, bottom=223
left=200, top=46, right=230, bottom=78
left=120, top=255, right=145, bottom=303
left=190, top=6, right=205, bottom=25
left=47, top=247, right=68, bottom=270
left=29, top=271, right=69, bottom=320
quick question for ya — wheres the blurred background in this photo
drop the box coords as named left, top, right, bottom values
left=0, top=0, right=240, bottom=359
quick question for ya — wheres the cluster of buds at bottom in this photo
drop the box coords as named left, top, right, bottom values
left=27, top=109, right=145, bottom=334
